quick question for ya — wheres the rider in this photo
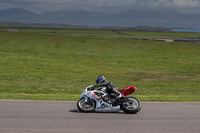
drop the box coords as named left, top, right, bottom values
left=91, top=75, right=124, bottom=98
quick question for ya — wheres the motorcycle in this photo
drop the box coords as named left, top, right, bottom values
left=77, top=85, right=141, bottom=114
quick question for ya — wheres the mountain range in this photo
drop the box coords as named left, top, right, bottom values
left=0, top=8, right=200, bottom=28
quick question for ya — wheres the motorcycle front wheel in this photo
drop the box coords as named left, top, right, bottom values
left=77, top=98, right=96, bottom=112
left=121, top=97, right=141, bottom=114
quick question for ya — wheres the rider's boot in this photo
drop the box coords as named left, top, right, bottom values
left=114, top=90, right=124, bottom=98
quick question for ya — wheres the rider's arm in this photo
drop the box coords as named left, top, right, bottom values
left=91, top=81, right=109, bottom=90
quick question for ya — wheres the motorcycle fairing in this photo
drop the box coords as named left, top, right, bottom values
left=80, top=86, right=120, bottom=112
left=120, top=86, right=137, bottom=96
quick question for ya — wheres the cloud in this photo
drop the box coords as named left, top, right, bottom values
left=0, top=0, right=199, bottom=14
left=152, top=0, right=200, bottom=8
left=1, top=0, right=198, bottom=7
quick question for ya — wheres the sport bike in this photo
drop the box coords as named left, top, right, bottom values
left=77, top=85, right=141, bottom=114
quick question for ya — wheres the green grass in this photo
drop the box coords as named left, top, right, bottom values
left=0, top=29, right=200, bottom=102
left=18, top=28, right=200, bottom=39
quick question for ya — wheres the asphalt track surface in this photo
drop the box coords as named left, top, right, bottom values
left=0, top=100, right=199, bottom=133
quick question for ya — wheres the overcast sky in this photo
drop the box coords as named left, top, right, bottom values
left=0, top=0, right=200, bottom=14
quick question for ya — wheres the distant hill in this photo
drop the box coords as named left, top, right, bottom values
left=0, top=8, right=41, bottom=23
left=0, top=8, right=200, bottom=27
left=0, top=22, right=171, bottom=32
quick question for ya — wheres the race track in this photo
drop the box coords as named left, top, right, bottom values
left=0, top=100, right=199, bottom=133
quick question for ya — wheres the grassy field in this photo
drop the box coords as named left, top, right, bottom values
left=0, top=28, right=200, bottom=102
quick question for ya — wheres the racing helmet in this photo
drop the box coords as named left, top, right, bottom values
left=96, top=75, right=106, bottom=84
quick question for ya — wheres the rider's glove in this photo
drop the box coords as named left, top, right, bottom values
left=90, top=85, right=97, bottom=90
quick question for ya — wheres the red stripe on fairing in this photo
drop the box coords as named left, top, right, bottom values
left=96, top=97, right=102, bottom=101
left=93, top=93, right=102, bottom=101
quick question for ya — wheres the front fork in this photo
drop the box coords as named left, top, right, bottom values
left=84, top=97, right=88, bottom=103
left=82, top=96, right=96, bottom=107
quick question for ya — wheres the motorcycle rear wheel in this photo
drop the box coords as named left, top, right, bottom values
left=121, top=97, right=141, bottom=114
left=77, top=98, right=96, bottom=112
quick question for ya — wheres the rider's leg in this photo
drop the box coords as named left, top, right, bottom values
left=113, top=89, right=124, bottom=98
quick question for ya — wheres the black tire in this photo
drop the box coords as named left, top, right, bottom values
left=77, top=98, right=96, bottom=113
left=121, top=97, right=141, bottom=114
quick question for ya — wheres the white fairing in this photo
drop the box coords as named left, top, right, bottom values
left=80, top=85, right=120, bottom=112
